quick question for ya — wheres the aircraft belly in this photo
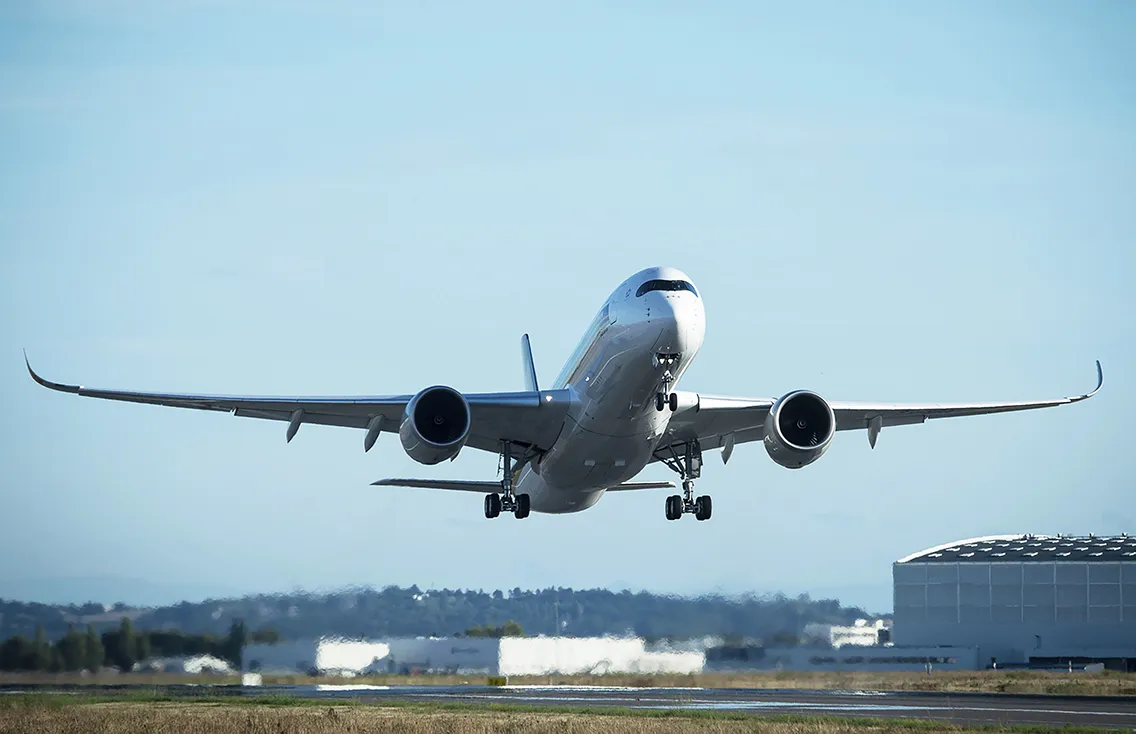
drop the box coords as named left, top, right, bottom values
left=528, top=318, right=685, bottom=510
left=537, top=416, right=658, bottom=493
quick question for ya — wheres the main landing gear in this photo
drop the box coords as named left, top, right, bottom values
left=484, top=441, right=531, bottom=520
left=654, top=352, right=680, bottom=412
left=657, top=439, right=712, bottom=521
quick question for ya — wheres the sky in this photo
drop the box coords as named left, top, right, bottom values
left=1, top=0, right=1133, bottom=614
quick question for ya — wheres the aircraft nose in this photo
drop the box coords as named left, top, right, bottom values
left=649, top=292, right=689, bottom=354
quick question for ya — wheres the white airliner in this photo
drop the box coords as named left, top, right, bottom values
left=26, top=266, right=1103, bottom=522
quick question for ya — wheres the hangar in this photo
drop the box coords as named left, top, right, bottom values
left=892, top=534, right=1136, bottom=671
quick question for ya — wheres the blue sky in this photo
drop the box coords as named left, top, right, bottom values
left=1, top=1, right=1133, bottom=613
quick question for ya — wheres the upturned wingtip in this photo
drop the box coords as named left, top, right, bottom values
left=1076, top=359, right=1103, bottom=401
left=23, top=352, right=80, bottom=394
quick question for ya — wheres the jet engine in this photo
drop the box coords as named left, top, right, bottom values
left=763, top=390, right=836, bottom=469
left=399, top=385, right=472, bottom=465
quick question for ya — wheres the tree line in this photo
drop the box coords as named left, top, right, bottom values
left=0, top=618, right=279, bottom=673
left=2, top=587, right=875, bottom=645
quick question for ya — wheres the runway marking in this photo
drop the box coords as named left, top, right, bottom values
left=314, top=685, right=391, bottom=692
left=501, top=685, right=706, bottom=692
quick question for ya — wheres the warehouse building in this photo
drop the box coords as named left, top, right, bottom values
left=892, top=534, right=1136, bottom=670
left=243, top=635, right=704, bottom=677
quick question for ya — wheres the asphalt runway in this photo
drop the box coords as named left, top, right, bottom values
left=6, top=682, right=1136, bottom=729
left=290, top=684, right=1136, bottom=728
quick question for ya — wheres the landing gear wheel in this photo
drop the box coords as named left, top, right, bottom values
left=656, top=440, right=710, bottom=522
left=694, top=495, right=712, bottom=521
left=514, top=493, right=530, bottom=519
left=669, top=392, right=678, bottom=412
left=655, top=392, right=665, bottom=412
left=484, top=493, right=501, bottom=519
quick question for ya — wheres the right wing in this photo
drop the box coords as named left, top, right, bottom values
left=24, top=352, right=571, bottom=455
left=655, top=360, right=1103, bottom=461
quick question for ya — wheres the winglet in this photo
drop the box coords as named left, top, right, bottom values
left=521, top=334, right=539, bottom=393
left=24, top=350, right=80, bottom=394
left=1075, top=360, right=1103, bottom=401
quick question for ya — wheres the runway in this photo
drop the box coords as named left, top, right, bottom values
left=5, top=683, right=1136, bottom=729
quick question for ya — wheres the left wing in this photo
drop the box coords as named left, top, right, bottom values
left=656, top=360, right=1103, bottom=461
left=24, top=352, right=571, bottom=455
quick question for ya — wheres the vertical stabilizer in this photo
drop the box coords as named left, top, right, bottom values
left=521, top=334, right=539, bottom=392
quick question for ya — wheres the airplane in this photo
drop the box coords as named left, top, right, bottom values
left=25, top=266, right=1103, bottom=522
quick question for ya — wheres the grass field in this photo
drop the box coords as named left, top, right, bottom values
left=0, top=695, right=1119, bottom=734
left=2, top=670, right=1134, bottom=696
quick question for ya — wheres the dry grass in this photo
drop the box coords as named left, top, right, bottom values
left=1, top=670, right=1133, bottom=697
left=0, top=702, right=1027, bottom=734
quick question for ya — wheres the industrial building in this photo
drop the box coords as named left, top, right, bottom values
left=892, top=534, right=1136, bottom=671
left=237, top=532, right=1133, bottom=678
left=242, top=636, right=704, bottom=677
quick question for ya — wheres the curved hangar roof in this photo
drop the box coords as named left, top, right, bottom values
left=897, top=534, right=1136, bottom=564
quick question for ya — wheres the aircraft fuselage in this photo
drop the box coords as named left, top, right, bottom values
left=518, top=267, right=706, bottom=513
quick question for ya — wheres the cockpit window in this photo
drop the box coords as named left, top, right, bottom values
left=635, top=279, right=699, bottom=298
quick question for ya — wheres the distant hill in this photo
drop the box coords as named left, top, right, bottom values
left=0, top=586, right=874, bottom=643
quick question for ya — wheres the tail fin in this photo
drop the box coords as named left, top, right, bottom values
left=521, top=334, right=539, bottom=392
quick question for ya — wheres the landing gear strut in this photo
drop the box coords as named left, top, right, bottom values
left=654, top=353, right=681, bottom=412
left=658, top=440, right=712, bottom=521
left=484, top=441, right=531, bottom=520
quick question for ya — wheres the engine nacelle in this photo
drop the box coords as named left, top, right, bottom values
left=763, top=390, right=836, bottom=469
left=399, top=385, right=472, bottom=465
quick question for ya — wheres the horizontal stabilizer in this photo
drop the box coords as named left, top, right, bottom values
left=372, top=478, right=675, bottom=493
left=371, top=478, right=501, bottom=493
left=607, top=481, right=675, bottom=491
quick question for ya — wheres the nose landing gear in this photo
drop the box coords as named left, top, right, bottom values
left=653, top=353, right=681, bottom=412
left=657, top=440, right=711, bottom=521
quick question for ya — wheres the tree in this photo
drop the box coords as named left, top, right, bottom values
left=249, top=627, right=280, bottom=644
left=32, top=625, right=51, bottom=671
left=104, top=618, right=138, bottom=671
left=56, top=625, right=85, bottom=672
left=85, top=625, right=105, bottom=672
left=500, top=620, right=524, bottom=638
left=0, top=635, right=32, bottom=671
left=225, top=619, right=247, bottom=667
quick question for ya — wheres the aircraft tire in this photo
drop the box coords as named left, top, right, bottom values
left=695, top=495, right=712, bottom=521
left=484, top=493, right=501, bottom=519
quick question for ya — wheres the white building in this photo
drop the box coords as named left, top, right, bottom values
left=244, top=636, right=704, bottom=677
left=243, top=637, right=389, bottom=676
left=803, top=618, right=891, bottom=648
left=133, top=655, right=234, bottom=675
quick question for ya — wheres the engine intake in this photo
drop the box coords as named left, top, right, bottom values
left=763, top=390, right=836, bottom=469
left=399, top=386, right=471, bottom=465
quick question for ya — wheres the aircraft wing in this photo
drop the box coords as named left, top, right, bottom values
left=655, top=361, right=1103, bottom=461
left=24, top=352, right=571, bottom=455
